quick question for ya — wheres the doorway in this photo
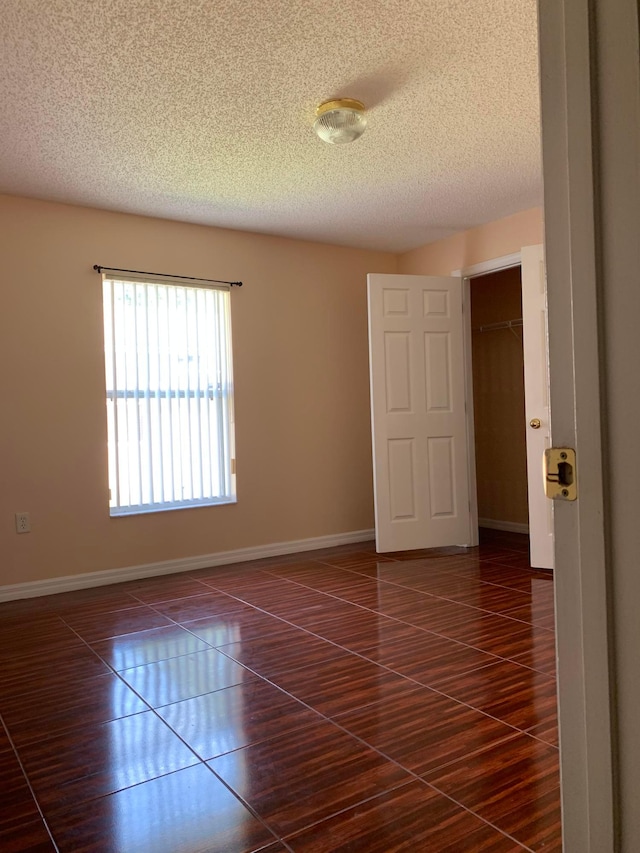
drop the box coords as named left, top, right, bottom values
left=468, top=266, right=529, bottom=536
left=458, top=245, right=553, bottom=569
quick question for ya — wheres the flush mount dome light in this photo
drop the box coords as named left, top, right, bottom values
left=313, top=98, right=367, bottom=144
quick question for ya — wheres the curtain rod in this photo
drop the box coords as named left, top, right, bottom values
left=93, top=265, right=243, bottom=287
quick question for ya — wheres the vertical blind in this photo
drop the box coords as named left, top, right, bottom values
left=102, top=274, right=236, bottom=515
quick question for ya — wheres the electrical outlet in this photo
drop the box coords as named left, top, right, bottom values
left=15, top=512, right=31, bottom=534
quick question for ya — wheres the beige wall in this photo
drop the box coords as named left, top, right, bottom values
left=0, top=195, right=396, bottom=588
left=399, top=207, right=544, bottom=275
left=470, top=267, right=528, bottom=526
left=0, top=197, right=542, bottom=591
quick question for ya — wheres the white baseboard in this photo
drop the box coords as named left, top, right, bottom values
left=0, top=528, right=376, bottom=603
left=479, top=518, right=529, bottom=535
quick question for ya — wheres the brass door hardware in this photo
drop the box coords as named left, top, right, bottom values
left=543, top=447, right=577, bottom=501
left=530, top=418, right=541, bottom=429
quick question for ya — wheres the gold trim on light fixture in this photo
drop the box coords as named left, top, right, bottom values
left=316, top=98, right=365, bottom=117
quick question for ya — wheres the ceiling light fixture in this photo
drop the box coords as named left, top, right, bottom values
left=313, top=98, right=367, bottom=145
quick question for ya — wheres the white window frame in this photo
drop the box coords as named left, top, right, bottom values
left=102, top=272, right=236, bottom=516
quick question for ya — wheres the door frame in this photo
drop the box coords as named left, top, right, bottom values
left=539, top=1, right=616, bottom=849
left=452, top=251, right=522, bottom=549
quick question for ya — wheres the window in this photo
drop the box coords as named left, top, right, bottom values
left=102, top=273, right=236, bottom=516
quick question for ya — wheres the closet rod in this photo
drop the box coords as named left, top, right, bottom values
left=473, top=318, right=523, bottom=333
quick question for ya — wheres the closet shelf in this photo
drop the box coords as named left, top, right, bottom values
left=472, top=318, right=523, bottom=333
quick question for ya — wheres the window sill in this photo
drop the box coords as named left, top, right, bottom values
left=109, top=497, right=237, bottom=517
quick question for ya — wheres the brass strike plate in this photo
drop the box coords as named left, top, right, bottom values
left=543, top=447, right=577, bottom=501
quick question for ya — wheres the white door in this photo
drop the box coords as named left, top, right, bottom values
left=521, top=245, right=554, bottom=569
left=367, top=273, right=471, bottom=552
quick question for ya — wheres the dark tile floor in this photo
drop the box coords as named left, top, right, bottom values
left=0, top=529, right=560, bottom=852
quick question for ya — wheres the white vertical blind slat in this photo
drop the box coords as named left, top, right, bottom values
left=153, top=284, right=165, bottom=504
left=105, top=281, right=121, bottom=507
left=217, top=292, right=229, bottom=494
left=143, top=283, right=154, bottom=504
left=184, top=287, right=195, bottom=501
left=121, top=281, right=132, bottom=507
left=133, top=283, right=144, bottom=505
left=169, top=285, right=182, bottom=504
left=161, top=286, right=175, bottom=502
left=194, top=289, right=205, bottom=501
left=203, top=291, right=215, bottom=498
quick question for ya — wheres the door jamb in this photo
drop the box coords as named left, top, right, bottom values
left=452, top=251, right=522, bottom=549
left=538, top=1, right=616, bottom=847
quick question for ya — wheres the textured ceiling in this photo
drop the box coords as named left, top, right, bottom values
left=0, top=0, right=541, bottom=252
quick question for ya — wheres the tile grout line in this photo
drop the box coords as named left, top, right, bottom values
left=0, top=713, right=60, bottom=852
